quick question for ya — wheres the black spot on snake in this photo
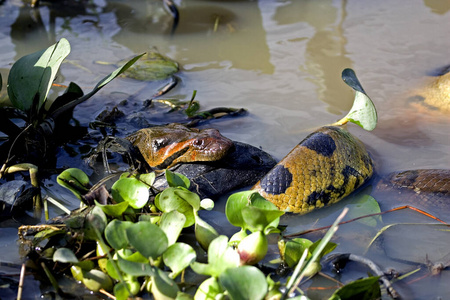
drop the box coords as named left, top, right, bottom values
left=301, top=132, right=336, bottom=157
left=260, top=165, right=293, bottom=195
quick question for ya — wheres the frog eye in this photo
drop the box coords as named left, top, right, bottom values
left=193, top=139, right=205, bottom=148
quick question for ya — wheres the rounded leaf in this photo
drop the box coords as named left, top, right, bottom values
left=53, top=247, right=79, bottom=264
left=219, top=266, right=268, bottom=300
left=126, top=222, right=168, bottom=259
left=226, top=191, right=255, bottom=228
left=111, top=177, right=149, bottom=209
left=195, top=277, right=223, bottom=300
left=163, top=243, right=196, bottom=278
left=82, top=269, right=113, bottom=292
left=159, top=210, right=186, bottom=246
left=105, top=219, right=133, bottom=250
left=57, top=168, right=90, bottom=199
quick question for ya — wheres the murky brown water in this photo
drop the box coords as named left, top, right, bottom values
left=1, top=0, right=449, bottom=298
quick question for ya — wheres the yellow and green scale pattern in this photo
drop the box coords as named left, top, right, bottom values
left=253, top=126, right=373, bottom=214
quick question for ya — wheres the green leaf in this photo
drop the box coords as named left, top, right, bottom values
left=104, top=219, right=133, bottom=250
left=339, top=68, right=378, bottom=131
left=329, top=276, right=381, bottom=300
left=57, top=168, right=90, bottom=200
left=346, top=195, right=381, bottom=227
left=190, top=236, right=240, bottom=277
left=219, top=266, right=268, bottom=300
left=159, top=210, right=186, bottom=246
left=53, top=247, right=79, bottom=264
left=82, top=269, right=113, bottom=292
left=241, top=206, right=284, bottom=232
left=137, top=172, right=156, bottom=186
left=195, top=213, right=219, bottom=250
left=163, top=243, right=196, bottom=278
left=121, top=51, right=179, bottom=81
left=84, top=205, right=107, bottom=241
left=117, top=255, right=156, bottom=277
left=195, top=277, right=223, bottom=300
left=114, top=282, right=132, bottom=300
left=126, top=222, right=168, bottom=259
left=166, top=169, right=190, bottom=189
left=283, top=238, right=313, bottom=268
left=95, top=200, right=129, bottom=218
left=7, top=38, right=70, bottom=113
left=151, top=268, right=180, bottom=299
left=226, top=191, right=254, bottom=228
left=111, top=177, right=149, bottom=209
left=155, top=187, right=198, bottom=227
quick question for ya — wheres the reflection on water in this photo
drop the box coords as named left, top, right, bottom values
left=275, top=0, right=354, bottom=113
left=0, top=0, right=449, bottom=298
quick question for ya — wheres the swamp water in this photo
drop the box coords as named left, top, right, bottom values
left=0, top=0, right=449, bottom=299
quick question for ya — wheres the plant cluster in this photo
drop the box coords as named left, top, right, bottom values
left=17, top=168, right=382, bottom=300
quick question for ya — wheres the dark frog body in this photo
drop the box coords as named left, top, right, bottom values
left=252, top=126, right=373, bottom=214
left=126, top=123, right=234, bottom=169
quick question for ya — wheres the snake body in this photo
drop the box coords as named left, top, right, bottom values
left=252, top=126, right=373, bottom=214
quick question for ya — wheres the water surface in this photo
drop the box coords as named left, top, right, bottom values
left=0, top=0, right=449, bottom=298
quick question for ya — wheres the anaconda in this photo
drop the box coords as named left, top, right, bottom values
left=126, top=124, right=447, bottom=216
left=252, top=126, right=373, bottom=214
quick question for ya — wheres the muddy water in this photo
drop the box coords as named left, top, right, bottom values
left=0, top=0, right=449, bottom=298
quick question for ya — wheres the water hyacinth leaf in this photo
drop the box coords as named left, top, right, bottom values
left=121, top=51, right=179, bottom=81
left=219, top=266, right=268, bottom=300
left=163, top=243, right=196, bottom=278
left=175, top=188, right=200, bottom=211
left=84, top=205, right=107, bottom=240
left=126, top=222, right=168, bottom=259
left=283, top=238, right=313, bottom=267
left=159, top=210, right=186, bottom=246
left=151, top=268, right=180, bottom=300
left=191, top=235, right=240, bottom=277
left=117, top=255, right=156, bottom=277
left=111, top=177, right=149, bottom=209
left=105, top=219, right=133, bottom=250
left=106, top=260, right=121, bottom=280
left=346, top=194, right=381, bottom=227
left=137, top=172, right=156, bottom=187
left=95, top=200, right=129, bottom=218
left=7, top=38, right=70, bottom=112
left=329, top=276, right=381, bottom=300
left=195, top=213, right=219, bottom=250
left=195, top=277, right=223, bottom=300
left=339, top=68, right=378, bottom=131
left=155, top=187, right=196, bottom=227
left=57, top=168, right=90, bottom=199
left=82, top=269, right=113, bottom=292
left=53, top=247, right=79, bottom=264
left=241, top=206, right=284, bottom=232
left=114, top=282, right=131, bottom=300
left=166, top=169, right=190, bottom=189
left=226, top=190, right=255, bottom=228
